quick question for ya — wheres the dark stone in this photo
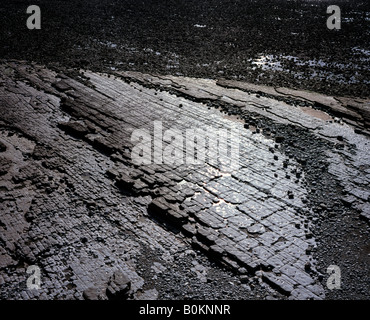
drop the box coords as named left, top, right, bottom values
left=0, top=141, right=6, bottom=152
left=115, top=173, right=134, bottom=191
left=305, top=262, right=311, bottom=271
left=149, top=197, right=170, bottom=215
left=93, top=137, right=116, bottom=155
left=52, top=80, right=71, bottom=92
left=83, top=287, right=100, bottom=300
left=106, top=271, right=131, bottom=300
left=0, top=157, right=12, bottom=176
left=58, top=121, right=89, bottom=137
left=240, top=275, right=249, bottom=284
left=105, top=168, right=119, bottom=179
left=168, top=209, right=188, bottom=226
left=182, top=223, right=197, bottom=236
left=196, top=227, right=217, bottom=245
left=209, top=244, right=224, bottom=257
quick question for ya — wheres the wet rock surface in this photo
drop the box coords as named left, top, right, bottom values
left=0, top=61, right=369, bottom=300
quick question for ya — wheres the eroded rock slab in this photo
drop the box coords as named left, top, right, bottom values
left=0, top=60, right=369, bottom=300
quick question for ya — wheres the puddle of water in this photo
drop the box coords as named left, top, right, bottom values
left=251, top=53, right=369, bottom=85
left=352, top=47, right=370, bottom=57
left=194, top=24, right=207, bottom=28
left=252, top=55, right=284, bottom=71
left=300, top=106, right=333, bottom=121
